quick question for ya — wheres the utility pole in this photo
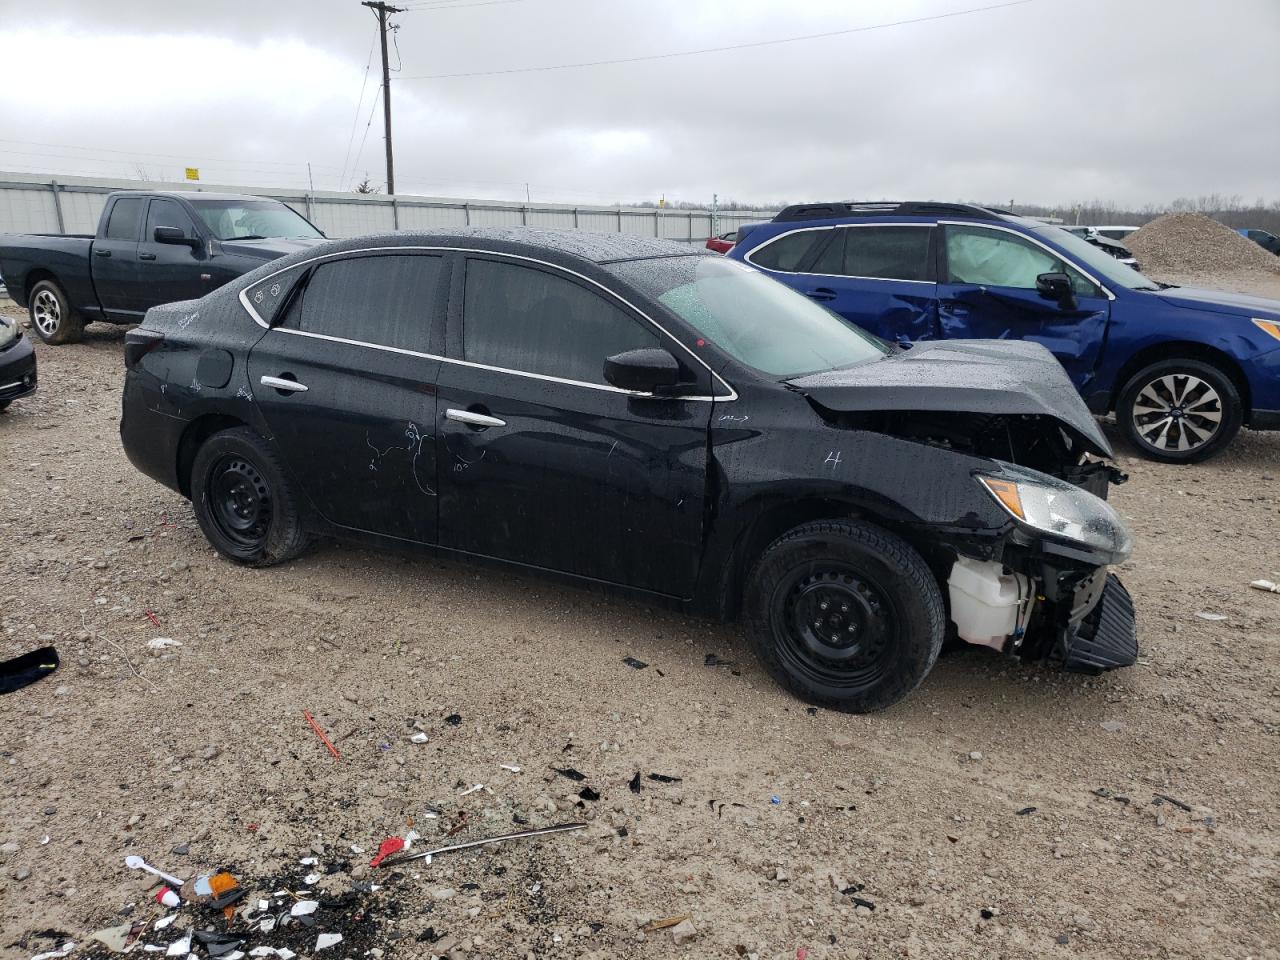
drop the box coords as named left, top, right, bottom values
left=362, top=1, right=404, bottom=196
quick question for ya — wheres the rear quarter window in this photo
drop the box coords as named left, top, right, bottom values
left=243, top=265, right=308, bottom=325
left=747, top=230, right=828, bottom=272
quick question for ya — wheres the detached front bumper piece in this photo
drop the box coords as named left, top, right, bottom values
left=1060, top=574, right=1138, bottom=673
left=0, top=333, right=37, bottom=404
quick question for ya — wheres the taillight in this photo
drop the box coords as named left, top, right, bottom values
left=124, top=330, right=165, bottom=370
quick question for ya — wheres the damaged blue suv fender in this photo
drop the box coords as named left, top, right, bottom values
left=730, top=201, right=1280, bottom=463
left=120, top=230, right=1137, bottom=712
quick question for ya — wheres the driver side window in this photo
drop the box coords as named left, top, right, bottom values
left=945, top=225, right=1097, bottom=297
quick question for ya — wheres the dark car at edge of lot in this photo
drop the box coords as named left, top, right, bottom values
left=729, top=201, right=1280, bottom=463
left=0, top=312, right=37, bottom=411
left=119, top=228, right=1137, bottom=713
left=0, top=190, right=327, bottom=345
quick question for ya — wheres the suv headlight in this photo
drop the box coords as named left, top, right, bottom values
left=0, top=315, right=18, bottom=349
left=977, top=462, right=1133, bottom=562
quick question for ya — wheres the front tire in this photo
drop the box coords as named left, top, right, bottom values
left=191, top=427, right=310, bottom=566
left=1117, top=359, right=1241, bottom=463
left=28, top=279, right=84, bottom=345
left=743, top=520, right=944, bottom=713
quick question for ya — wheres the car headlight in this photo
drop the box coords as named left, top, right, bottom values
left=0, top=316, right=18, bottom=349
left=977, top=462, right=1133, bottom=562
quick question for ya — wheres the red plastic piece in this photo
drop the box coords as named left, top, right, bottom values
left=369, top=837, right=405, bottom=868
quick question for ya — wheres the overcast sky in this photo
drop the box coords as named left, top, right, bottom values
left=1, top=0, right=1276, bottom=209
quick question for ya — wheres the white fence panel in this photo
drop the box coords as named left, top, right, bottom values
left=0, top=187, right=60, bottom=234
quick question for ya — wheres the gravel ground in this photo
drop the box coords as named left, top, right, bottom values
left=1, top=288, right=1278, bottom=960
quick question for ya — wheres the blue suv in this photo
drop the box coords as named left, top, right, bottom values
left=730, top=201, right=1280, bottom=462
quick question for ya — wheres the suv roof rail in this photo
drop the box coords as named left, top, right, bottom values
left=771, top=201, right=1008, bottom=223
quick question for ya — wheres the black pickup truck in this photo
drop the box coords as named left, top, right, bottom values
left=0, top=191, right=326, bottom=344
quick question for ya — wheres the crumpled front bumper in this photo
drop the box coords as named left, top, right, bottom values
left=1059, top=573, right=1138, bottom=673
left=0, top=332, right=37, bottom=403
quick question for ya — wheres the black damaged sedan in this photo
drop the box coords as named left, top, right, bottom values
left=120, top=229, right=1137, bottom=712
left=0, top=312, right=37, bottom=411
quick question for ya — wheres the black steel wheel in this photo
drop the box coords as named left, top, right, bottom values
left=191, top=427, right=310, bottom=566
left=744, top=520, right=944, bottom=713
left=1117, top=359, right=1241, bottom=464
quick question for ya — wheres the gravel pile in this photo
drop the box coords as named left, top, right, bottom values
left=1125, top=212, right=1280, bottom=276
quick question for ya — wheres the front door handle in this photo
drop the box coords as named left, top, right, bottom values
left=260, top=375, right=308, bottom=393
left=94, top=249, right=112, bottom=258
left=806, top=287, right=837, bottom=302
left=446, top=408, right=505, bottom=428
left=139, top=253, right=156, bottom=261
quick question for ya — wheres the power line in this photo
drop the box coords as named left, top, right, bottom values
left=398, top=0, right=1039, bottom=80
left=401, top=0, right=524, bottom=10
left=339, top=25, right=381, bottom=190
left=347, top=83, right=386, bottom=190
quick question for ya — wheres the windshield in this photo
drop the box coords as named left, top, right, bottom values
left=610, top=256, right=890, bottom=378
left=1035, top=224, right=1157, bottom=290
left=188, top=199, right=323, bottom=241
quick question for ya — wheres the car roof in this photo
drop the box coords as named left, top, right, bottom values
left=292, top=227, right=710, bottom=266
left=107, top=190, right=277, bottom=202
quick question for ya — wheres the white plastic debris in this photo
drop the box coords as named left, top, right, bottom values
left=459, top=783, right=492, bottom=796
left=224, top=953, right=245, bottom=960
left=304, top=872, right=321, bottom=885
left=290, top=900, right=319, bottom=917
left=1195, top=611, right=1228, bottom=621
left=1250, top=579, right=1279, bottom=593
left=409, top=732, right=429, bottom=744
left=154, top=915, right=178, bottom=931
left=403, top=829, right=420, bottom=850
left=278, top=950, right=296, bottom=960
left=350, top=845, right=365, bottom=854
left=147, top=638, right=182, bottom=649
left=500, top=764, right=522, bottom=773
left=299, top=856, right=318, bottom=866
left=315, top=934, right=343, bottom=951
left=165, top=930, right=192, bottom=956
left=258, top=918, right=276, bottom=934
left=30, top=944, right=75, bottom=960
left=257, top=899, right=269, bottom=912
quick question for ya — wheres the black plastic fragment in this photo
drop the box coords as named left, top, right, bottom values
left=578, top=786, right=600, bottom=801
left=647, top=773, right=681, bottom=783
left=417, top=927, right=445, bottom=944
left=704, top=653, right=734, bottom=667
left=1016, top=806, right=1037, bottom=816
left=805, top=707, right=818, bottom=716
left=512, top=812, right=529, bottom=825
left=555, top=767, right=587, bottom=782
left=623, top=656, right=648, bottom=669
left=0, top=646, right=59, bottom=695
left=980, top=908, right=995, bottom=920
left=1153, top=793, right=1193, bottom=812
left=628, top=772, right=641, bottom=794
left=444, top=714, right=462, bottom=725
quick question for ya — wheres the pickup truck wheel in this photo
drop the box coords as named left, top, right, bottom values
left=1117, top=359, right=1241, bottom=463
left=191, top=427, right=310, bottom=567
left=28, top=279, right=84, bottom=345
left=744, top=520, right=944, bottom=713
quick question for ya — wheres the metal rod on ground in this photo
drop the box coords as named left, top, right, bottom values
left=376, top=823, right=586, bottom=867
left=362, top=1, right=404, bottom=196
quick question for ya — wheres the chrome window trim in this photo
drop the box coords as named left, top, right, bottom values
left=938, top=220, right=1116, bottom=301
left=238, top=244, right=736, bottom=402
left=743, top=223, right=936, bottom=285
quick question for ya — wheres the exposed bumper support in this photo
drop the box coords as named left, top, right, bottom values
left=1059, top=574, right=1139, bottom=673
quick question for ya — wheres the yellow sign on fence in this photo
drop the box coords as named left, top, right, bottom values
left=185, top=168, right=200, bottom=181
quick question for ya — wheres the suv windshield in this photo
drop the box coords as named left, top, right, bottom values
left=188, top=199, right=324, bottom=241
left=610, top=256, right=889, bottom=378
left=1034, top=224, right=1158, bottom=290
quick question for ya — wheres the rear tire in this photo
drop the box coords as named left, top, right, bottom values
left=743, top=520, right=944, bottom=713
left=191, top=427, right=310, bottom=566
left=28, top=279, right=84, bottom=345
left=1117, top=359, right=1241, bottom=463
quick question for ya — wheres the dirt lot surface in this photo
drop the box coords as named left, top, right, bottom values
left=1, top=282, right=1278, bottom=960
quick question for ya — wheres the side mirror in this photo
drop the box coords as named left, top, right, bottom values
left=1036, top=272, right=1076, bottom=310
left=154, top=226, right=200, bottom=248
left=603, top=348, right=682, bottom=393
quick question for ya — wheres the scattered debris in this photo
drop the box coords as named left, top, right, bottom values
left=314, top=933, right=343, bottom=951
left=770, top=795, right=782, bottom=805
left=500, top=764, right=522, bottom=772
left=375, top=822, right=585, bottom=868
left=290, top=900, right=319, bottom=917
left=647, top=773, right=682, bottom=784
left=146, top=637, right=181, bottom=650
left=703, top=653, right=733, bottom=667
left=1195, top=611, right=1228, bottom=621
left=968, top=751, right=983, bottom=761
left=1249, top=579, right=1279, bottom=593
left=628, top=772, right=642, bottom=793
left=444, top=713, right=462, bottom=725
left=555, top=767, right=587, bottom=782
left=578, top=786, right=600, bottom=802
left=155, top=887, right=181, bottom=908
left=1100, top=720, right=1124, bottom=733
left=303, top=710, right=341, bottom=759
left=145, top=609, right=164, bottom=628
left=0, top=645, right=59, bottom=695
left=1091, top=788, right=1130, bottom=804
left=622, top=656, right=648, bottom=669
left=1153, top=793, right=1194, bottom=812
left=368, top=838, right=405, bottom=868
left=1016, top=806, right=1037, bottom=816
left=459, top=783, right=492, bottom=797
left=408, top=732, right=429, bottom=744
left=30, top=943, right=76, bottom=960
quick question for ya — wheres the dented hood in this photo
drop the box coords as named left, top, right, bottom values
left=787, top=339, right=1114, bottom=458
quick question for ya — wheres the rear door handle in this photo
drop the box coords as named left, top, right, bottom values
left=139, top=253, right=156, bottom=261
left=446, top=408, right=505, bottom=428
left=806, top=287, right=837, bottom=302
left=94, top=249, right=112, bottom=258
left=260, top=375, right=308, bottom=393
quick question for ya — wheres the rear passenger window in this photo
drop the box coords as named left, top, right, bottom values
left=286, top=254, right=442, bottom=351
left=748, top=230, right=828, bottom=272
left=104, top=198, right=145, bottom=241
left=818, top=226, right=933, bottom=281
left=244, top=265, right=309, bottom=325
left=463, top=258, right=658, bottom=385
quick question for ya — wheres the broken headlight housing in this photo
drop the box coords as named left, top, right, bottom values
left=978, top=462, right=1133, bottom=562
left=0, top=315, right=17, bottom=349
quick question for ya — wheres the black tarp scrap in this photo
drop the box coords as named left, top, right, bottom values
left=0, top=646, right=59, bottom=694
